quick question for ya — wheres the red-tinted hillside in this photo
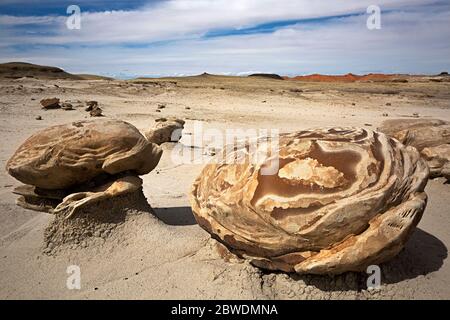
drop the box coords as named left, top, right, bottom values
left=284, top=73, right=399, bottom=82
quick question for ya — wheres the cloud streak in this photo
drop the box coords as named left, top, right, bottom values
left=0, top=0, right=449, bottom=76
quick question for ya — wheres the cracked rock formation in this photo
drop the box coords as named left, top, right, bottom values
left=190, top=127, right=429, bottom=274
left=379, top=119, right=450, bottom=180
left=6, top=119, right=162, bottom=218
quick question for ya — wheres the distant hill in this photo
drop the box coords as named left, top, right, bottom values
left=75, top=74, right=114, bottom=80
left=0, top=62, right=111, bottom=80
left=248, top=73, right=284, bottom=80
left=284, top=73, right=405, bottom=82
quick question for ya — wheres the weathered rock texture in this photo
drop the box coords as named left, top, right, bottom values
left=379, top=119, right=450, bottom=180
left=145, top=118, right=185, bottom=145
left=7, top=119, right=162, bottom=189
left=190, top=127, right=429, bottom=274
left=6, top=119, right=162, bottom=218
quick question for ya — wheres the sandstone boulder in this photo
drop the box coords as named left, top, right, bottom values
left=379, top=119, right=450, bottom=179
left=145, top=118, right=185, bottom=145
left=190, top=127, right=429, bottom=274
left=6, top=119, right=162, bottom=190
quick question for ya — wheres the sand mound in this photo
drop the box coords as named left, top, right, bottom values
left=43, top=188, right=154, bottom=255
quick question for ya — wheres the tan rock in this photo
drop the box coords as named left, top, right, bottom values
left=89, top=106, right=103, bottom=117
left=53, top=175, right=143, bottom=219
left=6, top=119, right=162, bottom=190
left=40, top=98, right=60, bottom=109
left=421, top=144, right=450, bottom=179
left=190, top=127, right=429, bottom=274
left=145, top=118, right=185, bottom=145
left=379, top=118, right=450, bottom=179
left=85, top=100, right=98, bottom=111
left=61, top=102, right=74, bottom=110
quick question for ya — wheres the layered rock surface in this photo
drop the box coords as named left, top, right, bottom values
left=190, top=127, right=429, bottom=274
left=379, top=119, right=450, bottom=180
left=6, top=119, right=162, bottom=218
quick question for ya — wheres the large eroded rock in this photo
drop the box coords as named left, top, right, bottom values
left=6, top=119, right=162, bottom=190
left=379, top=119, right=450, bottom=179
left=190, top=127, right=429, bottom=274
left=6, top=119, right=163, bottom=218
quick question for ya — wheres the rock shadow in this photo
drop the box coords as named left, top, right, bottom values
left=285, top=228, right=447, bottom=292
left=152, top=206, right=197, bottom=226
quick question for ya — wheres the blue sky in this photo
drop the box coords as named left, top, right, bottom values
left=0, top=0, right=449, bottom=78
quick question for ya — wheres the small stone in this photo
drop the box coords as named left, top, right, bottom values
left=35, top=116, right=42, bottom=120
left=40, top=98, right=60, bottom=109
left=86, top=101, right=98, bottom=108
left=90, top=106, right=103, bottom=117
left=61, top=102, right=74, bottom=110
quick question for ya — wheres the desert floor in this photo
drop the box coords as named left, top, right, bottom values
left=0, top=75, right=449, bottom=299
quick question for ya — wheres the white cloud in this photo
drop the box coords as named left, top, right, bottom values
left=0, top=0, right=442, bottom=45
left=0, top=0, right=449, bottom=76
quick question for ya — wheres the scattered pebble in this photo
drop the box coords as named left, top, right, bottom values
left=40, top=97, right=60, bottom=109
left=61, top=102, right=74, bottom=111
left=85, top=101, right=98, bottom=111
left=90, top=106, right=103, bottom=117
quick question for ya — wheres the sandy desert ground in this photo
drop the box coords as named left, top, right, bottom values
left=0, top=74, right=449, bottom=299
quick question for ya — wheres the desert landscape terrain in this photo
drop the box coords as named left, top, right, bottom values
left=0, top=64, right=449, bottom=299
